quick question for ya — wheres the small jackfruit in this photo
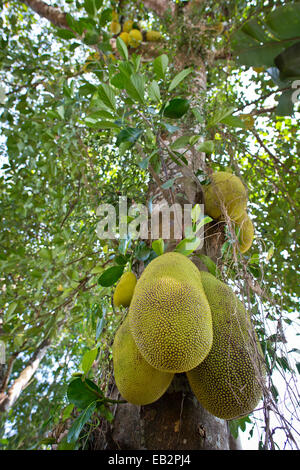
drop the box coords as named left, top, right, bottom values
left=214, top=22, right=224, bottom=34
left=128, top=29, right=143, bottom=48
left=110, top=21, right=121, bottom=35
left=204, top=171, right=247, bottom=221
left=123, top=20, right=134, bottom=33
left=112, top=317, right=174, bottom=405
left=239, top=114, right=255, bottom=129
left=129, top=252, right=213, bottom=373
left=253, top=66, right=265, bottom=73
left=146, top=30, right=162, bottom=42
left=112, top=10, right=119, bottom=21
left=235, top=211, right=254, bottom=253
left=187, top=272, right=265, bottom=420
left=113, top=272, right=137, bottom=308
left=119, top=31, right=129, bottom=45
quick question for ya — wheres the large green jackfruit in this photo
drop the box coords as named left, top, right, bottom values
left=129, top=252, right=213, bottom=373
left=112, top=317, right=174, bottom=405
left=113, top=272, right=137, bottom=308
left=187, top=272, right=265, bottom=420
left=204, top=171, right=247, bottom=221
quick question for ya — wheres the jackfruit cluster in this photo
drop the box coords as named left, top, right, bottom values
left=203, top=171, right=254, bottom=253
left=109, top=11, right=162, bottom=48
left=112, top=252, right=264, bottom=420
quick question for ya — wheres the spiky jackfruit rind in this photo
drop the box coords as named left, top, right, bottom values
left=110, top=21, right=121, bottom=35
left=128, top=29, right=143, bottom=47
left=113, top=272, right=137, bottom=308
left=123, top=20, right=133, bottom=33
left=236, top=211, right=254, bottom=253
left=204, top=171, right=247, bottom=221
left=187, top=272, right=265, bottom=420
left=112, top=317, right=174, bottom=405
left=129, top=252, right=213, bottom=373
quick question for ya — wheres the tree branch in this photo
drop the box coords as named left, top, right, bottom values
left=20, top=0, right=69, bottom=29
left=0, top=338, right=51, bottom=413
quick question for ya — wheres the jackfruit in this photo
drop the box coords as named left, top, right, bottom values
left=239, top=114, right=255, bottom=129
left=113, top=317, right=174, bottom=405
left=187, top=272, right=265, bottom=420
left=253, top=66, right=265, bottom=73
left=235, top=211, right=254, bottom=253
left=123, top=20, right=133, bottom=33
left=119, top=31, right=129, bottom=46
left=113, top=272, right=137, bottom=308
left=129, top=252, right=213, bottom=373
left=112, top=10, right=119, bottom=21
left=128, top=29, right=143, bottom=48
left=204, top=171, right=247, bottom=221
left=146, top=31, right=162, bottom=42
left=110, top=21, right=121, bottom=35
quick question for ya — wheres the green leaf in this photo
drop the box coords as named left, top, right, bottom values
left=98, top=404, right=114, bottom=422
left=81, top=348, right=98, bottom=375
left=56, top=29, right=76, bottom=40
left=97, top=83, right=116, bottom=111
left=148, top=80, right=161, bottom=102
left=208, top=106, right=235, bottom=127
left=62, top=403, right=74, bottom=422
left=135, top=241, right=151, bottom=261
left=67, top=378, right=100, bottom=409
left=174, top=237, right=201, bottom=256
left=196, top=254, right=218, bottom=276
left=191, top=204, right=201, bottom=224
left=6, top=302, right=18, bottom=316
left=161, top=178, right=175, bottom=189
left=276, top=89, right=295, bottom=116
left=98, top=265, right=124, bottom=287
left=125, top=74, right=145, bottom=103
left=153, top=54, right=169, bottom=80
left=163, top=98, right=190, bottom=119
left=116, top=36, right=128, bottom=61
left=220, top=115, right=247, bottom=129
left=96, top=315, right=106, bottom=340
left=168, top=67, right=193, bottom=92
left=67, top=401, right=96, bottom=443
left=152, top=239, right=164, bottom=256
left=116, top=128, right=143, bottom=146
left=197, top=140, right=215, bottom=153
left=84, top=0, right=96, bottom=17
left=170, top=135, right=194, bottom=150
left=84, top=119, right=120, bottom=129
left=266, top=3, right=300, bottom=40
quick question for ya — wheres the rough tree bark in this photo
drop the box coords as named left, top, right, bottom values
left=20, top=0, right=69, bottom=29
